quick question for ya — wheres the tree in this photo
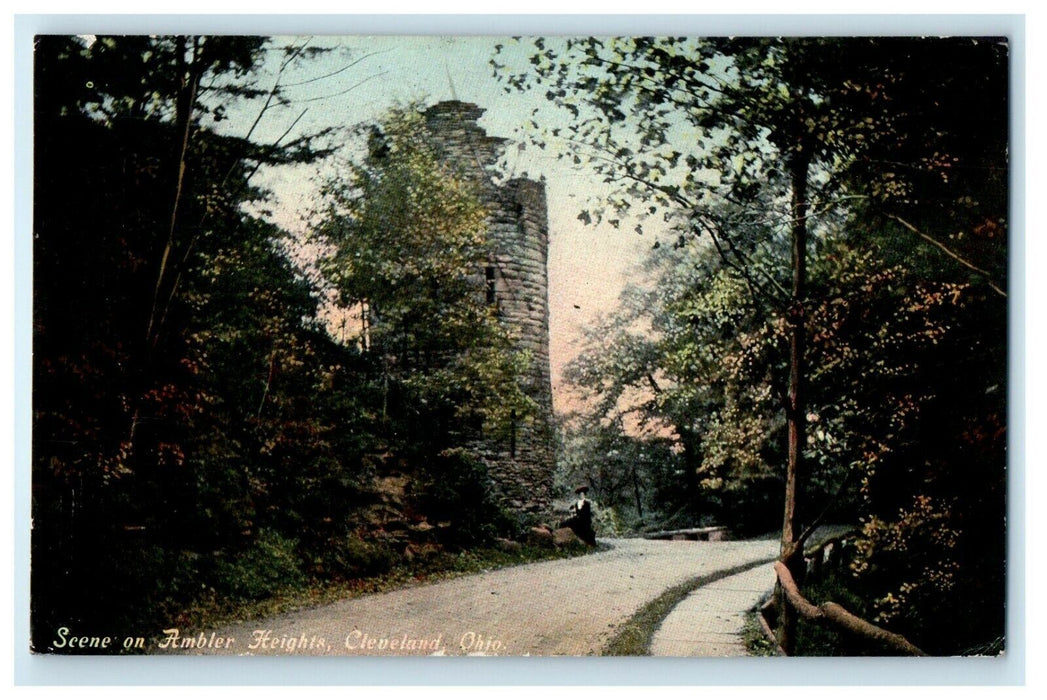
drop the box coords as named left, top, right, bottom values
left=496, top=35, right=1008, bottom=653
left=561, top=200, right=1005, bottom=652
left=555, top=414, right=680, bottom=533
left=560, top=237, right=770, bottom=531
left=32, top=34, right=350, bottom=646
left=314, top=106, right=536, bottom=543
left=498, top=37, right=858, bottom=649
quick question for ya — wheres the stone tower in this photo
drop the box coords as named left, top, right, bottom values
left=423, top=101, right=555, bottom=513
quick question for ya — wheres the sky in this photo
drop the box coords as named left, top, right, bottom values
left=224, top=36, right=673, bottom=414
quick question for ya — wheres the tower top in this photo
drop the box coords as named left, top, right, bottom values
left=423, top=101, right=508, bottom=177
left=423, top=100, right=488, bottom=121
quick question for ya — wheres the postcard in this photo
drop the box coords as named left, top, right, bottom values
left=29, top=32, right=1010, bottom=660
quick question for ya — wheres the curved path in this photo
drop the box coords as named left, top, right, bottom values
left=174, top=537, right=778, bottom=656
left=651, top=563, right=778, bottom=656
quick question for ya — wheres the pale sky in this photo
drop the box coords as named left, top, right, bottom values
left=230, top=36, right=671, bottom=413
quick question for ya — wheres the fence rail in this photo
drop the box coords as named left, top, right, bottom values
left=772, top=561, right=927, bottom=656
left=760, top=533, right=927, bottom=656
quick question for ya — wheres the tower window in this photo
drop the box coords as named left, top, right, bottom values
left=485, top=266, right=497, bottom=305
left=509, top=409, right=517, bottom=459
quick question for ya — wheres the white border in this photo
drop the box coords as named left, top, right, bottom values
left=9, top=11, right=1030, bottom=687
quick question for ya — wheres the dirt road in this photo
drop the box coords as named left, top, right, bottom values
left=170, top=537, right=778, bottom=656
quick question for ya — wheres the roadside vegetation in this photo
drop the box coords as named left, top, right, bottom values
left=33, top=37, right=560, bottom=652
left=742, top=612, right=779, bottom=657
left=602, top=558, right=775, bottom=656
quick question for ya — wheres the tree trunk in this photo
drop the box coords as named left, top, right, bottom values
left=678, top=426, right=703, bottom=519
left=146, top=36, right=200, bottom=347
left=631, top=463, right=645, bottom=525
left=777, top=141, right=812, bottom=656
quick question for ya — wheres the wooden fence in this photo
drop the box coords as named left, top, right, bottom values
left=759, top=535, right=927, bottom=656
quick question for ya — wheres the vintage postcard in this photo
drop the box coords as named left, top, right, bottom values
left=29, top=32, right=1010, bottom=661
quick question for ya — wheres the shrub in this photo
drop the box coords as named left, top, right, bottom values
left=419, top=448, right=518, bottom=547
left=211, top=529, right=305, bottom=600
left=326, top=536, right=397, bottom=579
left=591, top=500, right=623, bottom=536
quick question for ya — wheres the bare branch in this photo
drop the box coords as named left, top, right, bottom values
left=282, top=49, right=389, bottom=87
left=146, top=36, right=202, bottom=345
left=889, top=214, right=1006, bottom=297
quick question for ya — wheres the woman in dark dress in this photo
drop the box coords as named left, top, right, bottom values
left=562, top=485, right=596, bottom=546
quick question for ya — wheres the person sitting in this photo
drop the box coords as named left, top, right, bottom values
left=560, top=485, right=596, bottom=546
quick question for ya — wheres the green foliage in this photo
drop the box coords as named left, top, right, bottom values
left=559, top=238, right=790, bottom=534
left=420, top=449, right=521, bottom=547
left=563, top=220, right=1006, bottom=651
left=323, top=536, right=398, bottom=580
left=316, top=106, right=536, bottom=454
left=590, top=499, right=625, bottom=537
left=792, top=568, right=876, bottom=656
left=211, top=530, right=307, bottom=600
left=804, top=242, right=1006, bottom=654
left=31, top=34, right=1009, bottom=658
left=32, top=35, right=335, bottom=647
left=742, top=613, right=779, bottom=657
left=556, top=414, right=692, bottom=533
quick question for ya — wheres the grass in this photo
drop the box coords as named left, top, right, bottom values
left=170, top=541, right=596, bottom=637
left=601, top=557, right=776, bottom=656
left=742, top=610, right=779, bottom=657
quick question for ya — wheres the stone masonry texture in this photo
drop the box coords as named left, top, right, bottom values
left=423, top=101, right=555, bottom=513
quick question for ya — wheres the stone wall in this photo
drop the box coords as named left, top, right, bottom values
left=423, top=101, right=555, bottom=512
